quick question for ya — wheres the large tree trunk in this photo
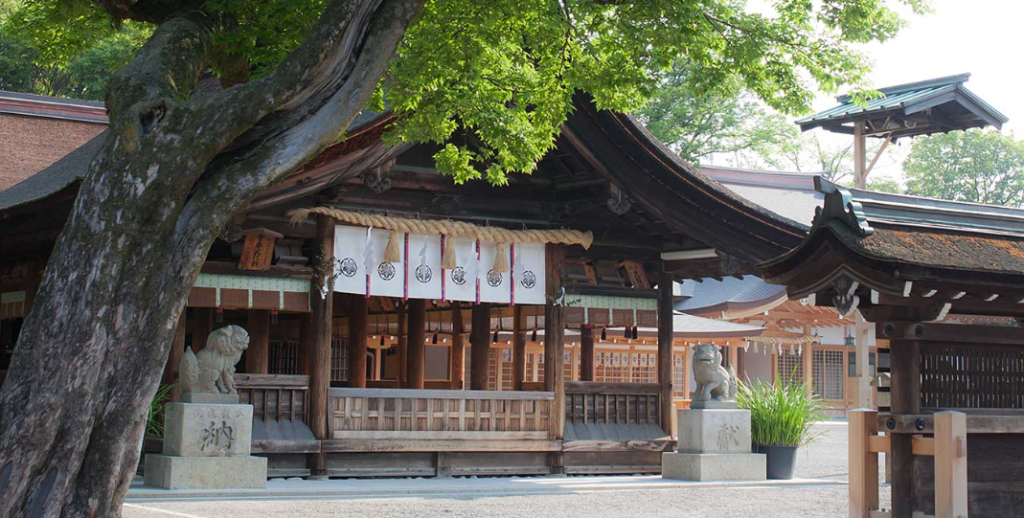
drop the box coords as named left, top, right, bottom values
left=0, top=1, right=423, bottom=515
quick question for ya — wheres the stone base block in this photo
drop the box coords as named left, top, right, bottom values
left=661, top=452, right=766, bottom=481
left=676, top=408, right=751, bottom=453
left=689, top=400, right=739, bottom=410
left=145, top=455, right=267, bottom=490
left=182, top=392, right=240, bottom=404
left=163, top=403, right=253, bottom=456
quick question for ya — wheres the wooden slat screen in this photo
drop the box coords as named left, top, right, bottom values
left=564, top=382, right=661, bottom=428
left=921, top=343, right=1024, bottom=409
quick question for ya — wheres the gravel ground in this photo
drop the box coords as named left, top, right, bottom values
left=123, top=422, right=890, bottom=518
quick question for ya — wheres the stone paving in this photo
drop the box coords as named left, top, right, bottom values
left=123, top=422, right=890, bottom=518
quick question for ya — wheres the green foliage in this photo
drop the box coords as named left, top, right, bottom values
left=0, top=0, right=149, bottom=99
left=904, top=129, right=1024, bottom=207
left=637, top=61, right=794, bottom=164
left=146, top=383, right=175, bottom=438
left=380, top=0, right=920, bottom=184
left=736, top=375, right=826, bottom=447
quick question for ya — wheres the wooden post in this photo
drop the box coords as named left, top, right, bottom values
left=889, top=333, right=921, bottom=518
left=513, top=305, right=526, bottom=391
left=657, top=270, right=674, bottom=434
left=308, top=214, right=335, bottom=460
left=580, top=324, right=595, bottom=382
left=163, top=313, right=187, bottom=402
left=544, top=244, right=566, bottom=474
left=347, top=295, right=368, bottom=388
left=849, top=409, right=880, bottom=518
left=934, top=411, right=968, bottom=518
left=407, top=298, right=427, bottom=389
left=803, top=325, right=815, bottom=397
left=855, top=313, right=872, bottom=407
left=191, top=307, right=213, bottom=352
left=397, top=302, right=407, bottom=386
left=450, top=302, right=465, bottom=390
left=245, top=309, right=271, bottom=374
left=470, top=303, right=492, bottom=391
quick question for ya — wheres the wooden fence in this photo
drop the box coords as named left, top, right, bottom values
left=564, top=382, right=662, bottom=428
left=323, top=387, right=559, bottom=452
left=236, top=373, right=310, bottom=425
left=920, top=344, right=1024, bottom=409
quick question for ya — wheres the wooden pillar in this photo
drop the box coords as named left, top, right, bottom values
left=308, top=214, right=335, bottom=446
left=855, top=313, right=872, bottom=407
left=470, top=303, right=492, bottom=391
left=889, top=329, right=921, bottom=518
left=163, top=313, right=187, bottom=402
left=513, top=305, right=527, bottom=390
left=407, top=298, right=427, bottom=389
left=580, top=324, right=595, bottom=382
left=544, top=245, right=566, bottom=475
left=397, top=302, right=407, bottom=386
left=347, top=295, right=368, bottom=388
left=802, top=324, right=814, bottom=396
left=544, top=244, right=566, bottom=438
left=849, top=409, right=880, bottom=518
left=657, top=270, right=674, bottom=435
left=245, top=310, right=271, bottom=374
left=450, top=302, right=465, bottom=389
left=191, top=307, right=213, bottom=352
left=934, top=411, right=968, bottom=518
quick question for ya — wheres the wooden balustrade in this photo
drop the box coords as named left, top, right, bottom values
left=851, top=409, right=968, bottom=518
left=564, top=382, right=662, bottom=428
left=235, top=373, right=310, bottom=425
left=323, top=387, right=559, bottom=452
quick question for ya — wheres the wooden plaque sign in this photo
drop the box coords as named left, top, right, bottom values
left=238, top=228, right=283, bottom=271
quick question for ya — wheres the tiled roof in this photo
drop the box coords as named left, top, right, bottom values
left=700, top=166, right=821, bottom=227
left=675, top=275, right=787, bottom=315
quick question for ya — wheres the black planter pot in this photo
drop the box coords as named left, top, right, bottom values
left=756, top=444, right=799, bottom=479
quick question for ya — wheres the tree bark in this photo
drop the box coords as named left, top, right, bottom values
left=0, top=0, right=424, bottom=515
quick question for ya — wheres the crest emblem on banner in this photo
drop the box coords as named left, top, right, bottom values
left=337, top=257, right=358, bottom=278
left=487, top=270, right=502, bottom=287
left=451, top=267, right=467, bottom=285
left=520, top=270, right=537, bottom=289
left=415, top=264, right=432, bottom=283
left=377, top=262, right=396, bottom=281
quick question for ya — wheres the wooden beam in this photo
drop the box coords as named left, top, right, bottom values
left=308, top=214, right=335, bottom=446
left=513, top=305, right=526, bottom=390
left=407, top=298, right=427, bottom=389
left=191, top=307, right=213, bottom=352
left=450, top=302, right=464, bottom=390
left=347, top=295, right=368, bottom=389
left=580, top=324, right=595, bottom=382
left=470, top=303, right=492, bottom=391
left=889, top=334, right=921, bottom=518
left=245, top=309, right=271, bottom=375
left=657, top=269, right=674, bottom=435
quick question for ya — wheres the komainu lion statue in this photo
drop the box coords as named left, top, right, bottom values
left=180, top=325, right=249, bottom=395
left=692, top=343, right=738, bottom=402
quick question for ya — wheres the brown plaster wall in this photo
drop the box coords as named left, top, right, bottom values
left=0, top=113, right=104, bottom=191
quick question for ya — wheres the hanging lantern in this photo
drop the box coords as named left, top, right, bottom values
left=215, top=308, right=224, bottom=323
left=379, top=335, right=385, bottom=346
left=270, top=309, right=279, bottom=325
left=632, top=326, right=639, bottom=339
left=493, top=330, right=499, bottom=344
left=601, top=328, right=607, bottom=341
left=531, top=314, right=538, bottom=341
left=623, top=326, right=630, bottom=338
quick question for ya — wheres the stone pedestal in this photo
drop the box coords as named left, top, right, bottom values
left=145, top=403, right=266, bottom=490
left=662, top=408, right=765, bottom=481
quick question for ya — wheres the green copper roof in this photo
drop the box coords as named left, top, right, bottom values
left=797, top=74, right=1008, bottom=139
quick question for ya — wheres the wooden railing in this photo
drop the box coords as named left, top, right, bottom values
left=236, top=373, right=310, bottom=425
left=324, top=388, right=558, bottom=452
left=565, top=382, right=662, bottom=428
left=851, top=409, right=969, bottom=518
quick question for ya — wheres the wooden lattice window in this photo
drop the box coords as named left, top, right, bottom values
left=673, top=354, right=685, bottom=397
left=269, top=339, right=299, bottom=375
left=811, top=350, right=844, bottom=400
left=777, top=351, right=803, bottom=386
left=921, top=344, right=1024, bottom=409
left=331, top=337, right=348, bottom=382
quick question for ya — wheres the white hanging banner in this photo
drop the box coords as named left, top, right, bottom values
left=333, top=224, right=545, bottom=305
left=407, top=233, right=442, bottom=300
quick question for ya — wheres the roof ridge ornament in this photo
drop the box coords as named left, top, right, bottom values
left=812, top=178, right=874, bottom=236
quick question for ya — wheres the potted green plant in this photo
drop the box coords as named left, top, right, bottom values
left=736, top=376, right=825, bottom=479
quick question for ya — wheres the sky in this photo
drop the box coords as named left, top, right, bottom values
left=738, top=0, right=1024, bottom=181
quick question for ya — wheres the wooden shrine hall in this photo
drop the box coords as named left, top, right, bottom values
left=761, top=179, right=1024, bottom=518
left=0, top=93, right=806, bottom=478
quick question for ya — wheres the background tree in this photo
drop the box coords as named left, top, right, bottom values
left=636, top=61, right=793, bottom=164
left=904, top=129, right=1024, bottom=206
left=0, top=0, right=925, bottom=515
